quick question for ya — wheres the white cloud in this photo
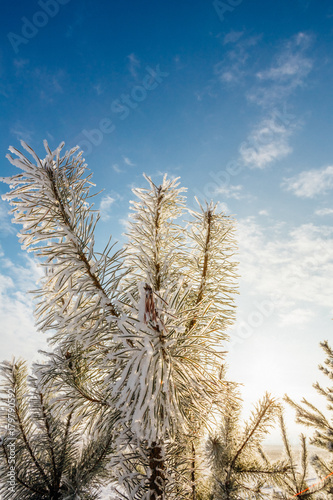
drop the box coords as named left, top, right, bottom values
left=46, top=131, right=55, bottom=142
left=238, top=33, right=312, bottom=169
left=257, top=53, right=312, bottom=82
left=237, top=217, right=333, bottom=324
left=0, top=255, right=47, bottom=363
left=119, top=218, right=131, bottom=230
left=0, top=200, right=15, bottom=234
left=10, top=123, right=34, bottom=143
left=219, top=71, right=239, bottom=83
left=236, top=33, right=314, bottom=170
left=99, top=194, right=116, bottom=221
left=282, top=166, right=333, bottom=198
left=0, top=255, right=42, bottom=291
left=315, top=208, right=333, bottom=216
left=249, top=32, right=313, bottom=108
left=215, top=64, right=242, bottom=85
left=214, top=34, right=261, bottom=85
left=279, top=307, right=315, bottom=327
left=223, top=31, right=244, bottom=45
left=123, top=156, right=136, bottom=167
left=256, top=32, right=312, bottom=83
left=215, top=184, right=243, bottom=200
left=197, top=33, right=259, bottom=99
left=239, top=116, right=293, bottom=168
left=112, top=164, right=122, bottom=173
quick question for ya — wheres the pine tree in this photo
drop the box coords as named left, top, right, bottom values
left=204, top=382, right=288, bottom=500
left=285, top=341, right=333, bottom=497
left=1, top=141, right=238, bottom=499
left=0, top=359, right=117, bottom=499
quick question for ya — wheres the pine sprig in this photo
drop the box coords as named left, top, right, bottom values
left=2, top=141, right=122, bottom=349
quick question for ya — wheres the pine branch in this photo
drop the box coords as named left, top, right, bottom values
left=1, top=441, right=47, bottom=496
left=53, top=411, right=73, bottom=493
left=2, top=142, right=122, bottom=351
left=230, top=394, right=280, bottom=470
left=39, top=392, right=57, bottom=485
left=11, top=363, right=52, bottom=492
left=299, top=434, right=308, bottom=491
left=284, top=342, right=333, bottom=498
left=280, top=413, right=297, bottom=484
left=187, top=206, right=212, bottom=334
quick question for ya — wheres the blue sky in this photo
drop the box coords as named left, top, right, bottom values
left=1, top=0, right=333, bottom=443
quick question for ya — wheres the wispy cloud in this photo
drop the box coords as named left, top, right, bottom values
left=215, top=184, right=244, bottom=200
left=14, top=63, right=66, bottom=100
left=13, top=58, right=29, bottom=69
left=248, top=32, right=313, bottom=108
left=99, top=192, right=123, bottom=221
left=214, top=33, right=261, bottom=85
left=282, top=166, right=333, bottom=198
left=279, top=307, right=315, bottom=327
left=15, top=67, right=66, bottom=102
left=257, top=33, right=312, bottom=80
left=315, top=208, right=333, bottom=216
left=111, top=157, right=136, bottom=174
left=256, top=52, right=312, bottom=82
left=0, top=200, right=16, bottom=235
left=240, top=116, right=293, bottom=168
left=119, top=217, right=131, bottom=230
left=46, top=131, right=55, bottom=142
left=99, top=194, right=116, bottom=221
left=10, top=123, right=34, bottom=143
left=127, top=53, right=141, bottom=79
left=0, top=84, right=10, bottom=98
left=223, top=30, right=244, bottom=45
left=123, top=156, right=136, bottom=167
left=93, top=83, right=103, bottom=95
left=195, top=32, right=260, bottom=99
left=238, top=32, right=313, bottom=169
left=112, top=163, right=122, bottom=173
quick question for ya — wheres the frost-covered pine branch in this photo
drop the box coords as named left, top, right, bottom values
left=285, top=341, right=333, bottom=497
left=2, top=141, right=239, bottom=499
left=0, top=359, right=117, bottom=499
left=261, top=413, right=323, bottom=499
left=2, top=142, right=122, bottom=350
left=205, top=387, right=287, bottom=499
